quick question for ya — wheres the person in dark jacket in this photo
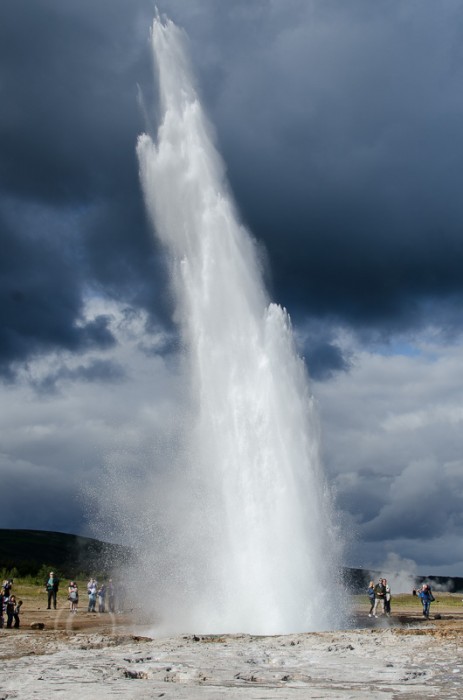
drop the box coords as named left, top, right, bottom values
left=107, top=579, right=116, bottom=613
left=45, top=572, right=59, bottom=610
left=6, top=595, right=21, bottom=628
left=97, top=584, right=106, bottom=613
left=373, top=578, right=386, bottom=617
left=384, top=579, right=392, bottom=616
left=0, top=588, right=4, bottom=628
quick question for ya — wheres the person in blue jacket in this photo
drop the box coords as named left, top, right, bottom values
left=418, top=583, right=434, bottom=618
left=367, top=580, right=375, bottom=617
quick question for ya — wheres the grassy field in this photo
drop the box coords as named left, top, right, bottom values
left=7, top=579, right=463, bottom=614
left=355, top=592, right=463, bottom=611
left=2, top=580, right=463, bottom=636
left=8, top=579, right=89, bottom=598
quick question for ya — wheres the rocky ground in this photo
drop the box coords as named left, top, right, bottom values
left=1, top=603, right=463, bottom=698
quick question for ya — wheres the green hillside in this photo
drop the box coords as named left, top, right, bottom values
left=2, top=529, right=462, bottom=593
left=0, top=529, right=132, bottom=578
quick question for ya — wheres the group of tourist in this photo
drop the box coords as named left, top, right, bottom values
left=85, top=577, right=116, bottom=613
left=367, top=578, right=392, bottom=617
left=2, top=572, right=119, bottom=625
left=3, top=568, right=438, bottom=630
left=367, top=578, right=435, bottom=618
left=78, top=577, right=118, bottom=613
left=0, top=579, right=22, bottom=629
left=45, top=571, right=116, bottom=613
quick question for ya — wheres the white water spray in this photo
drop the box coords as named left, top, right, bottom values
left=137, top=16, right=342, bottom=634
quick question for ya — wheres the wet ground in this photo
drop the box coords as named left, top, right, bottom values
left=1, top=605, right=462, bottom=698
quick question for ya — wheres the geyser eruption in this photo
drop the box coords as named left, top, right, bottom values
left=136, top=16, right=342, bottom=633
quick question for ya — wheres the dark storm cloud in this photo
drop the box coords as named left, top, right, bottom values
left=3, top=0, right=463, bottom=383
left=82, top=198, right=173, bottom=327
left=0, top=204, right=116, bottom=377
left=1, top=0, right=462, bottom=574
left=0, top=0, right=150, bottom=204
left=295, top=321, right=352, bottom=381
left=161, top=0, right=463, bottom=340
left=304, top=340, right=350, bottom=381
left=0, top=0, right=170, bottom=376
left=0, top=475, right=85, bottom=535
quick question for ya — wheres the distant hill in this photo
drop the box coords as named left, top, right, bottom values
left=1, top=529, right=462, bottom=592
left=0, top=529, right=132, bottom=578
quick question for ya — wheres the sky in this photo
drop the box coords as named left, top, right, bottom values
left=1, top=0, right=463, bottom=577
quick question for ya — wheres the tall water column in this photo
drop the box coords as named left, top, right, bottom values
left=137, top=16, right=342, bottom=634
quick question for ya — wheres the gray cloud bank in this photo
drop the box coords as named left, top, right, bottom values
left=1, top=0, right=463, bottom=574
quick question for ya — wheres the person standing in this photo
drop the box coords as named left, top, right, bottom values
left=68, top=581, right=79, bottom=613
left=383, top=579, right=392, bottom=616
left=0, top=587, right=4, bottom=628
left=6, top=595, right=21, bottom=628
left=45, top=572, right=59, bottom=610
left=367, top=581, right=375, bottom=617
left=97, top=584, right=106, bottom=613
left=87, top=578, right=97, bottom=612
left=107, top=579, right=115, bottom=613
left=418, top=583, right=434, bottom=618
left=373, top=578, right=386, bottom=617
